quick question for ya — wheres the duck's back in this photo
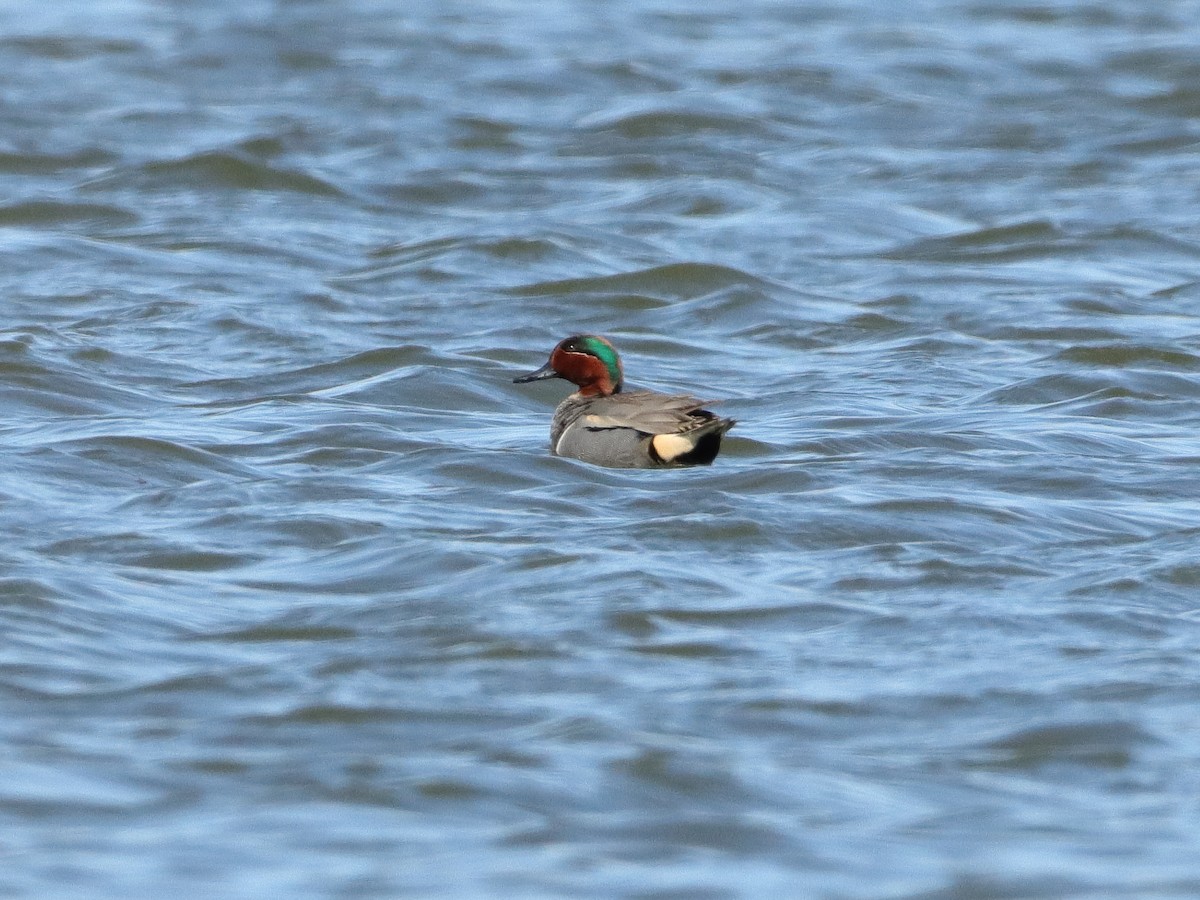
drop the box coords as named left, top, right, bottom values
left=551, top=391, right=734, bottom=468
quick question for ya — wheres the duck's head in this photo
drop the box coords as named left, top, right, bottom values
left=514, top=334, right=624, bottom=397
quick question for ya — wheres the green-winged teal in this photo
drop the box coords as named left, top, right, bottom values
left=513, top=335, right=736, bottom=468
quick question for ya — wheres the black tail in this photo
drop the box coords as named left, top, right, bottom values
left=675, top=417, right=736, bottom=466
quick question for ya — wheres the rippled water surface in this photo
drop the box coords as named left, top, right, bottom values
left=4, top=1, right=1200, bottom=896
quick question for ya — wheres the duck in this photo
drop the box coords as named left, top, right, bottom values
left=513, top=335, right=735, bottom=468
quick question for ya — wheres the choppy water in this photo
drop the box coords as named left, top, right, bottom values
left=4, top=1, right=1200, bottom=897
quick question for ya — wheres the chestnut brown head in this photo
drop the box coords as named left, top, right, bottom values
left=513, top=335, right=624, bottom=397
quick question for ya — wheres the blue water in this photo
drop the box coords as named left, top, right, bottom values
left=4, top=1, right=1200, bottom=896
